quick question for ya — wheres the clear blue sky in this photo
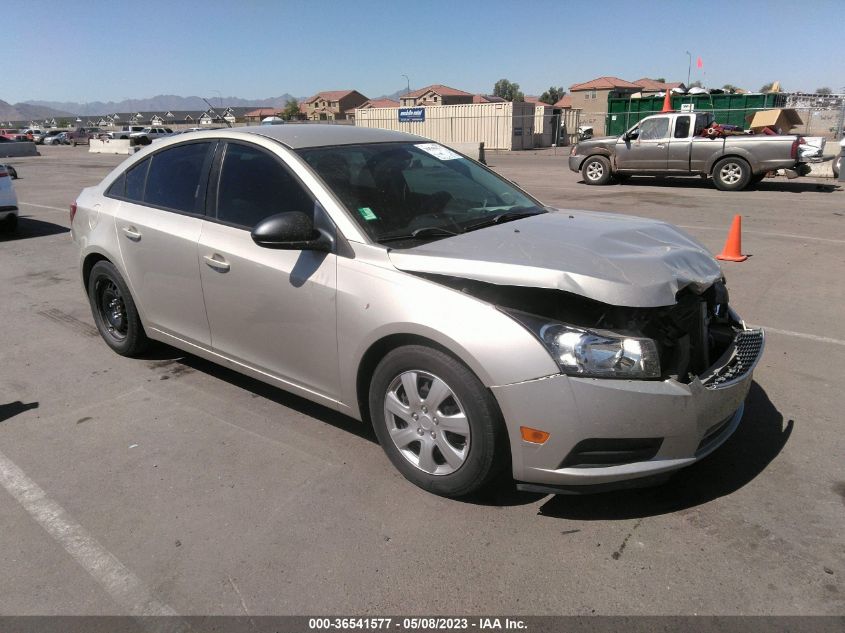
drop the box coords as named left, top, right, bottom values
left=8, top=0, right=845, bottom=104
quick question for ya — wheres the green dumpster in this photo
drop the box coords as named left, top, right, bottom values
left=605, top=93, right=787, bottom=136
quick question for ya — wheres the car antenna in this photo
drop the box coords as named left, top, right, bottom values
left=202, top=97, right=232, bottom=128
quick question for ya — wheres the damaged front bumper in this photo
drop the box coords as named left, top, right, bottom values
left=491, top=328, right=764, bottom=492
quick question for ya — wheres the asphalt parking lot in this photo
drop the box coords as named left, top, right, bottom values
left=1, top=144, right=843, bottom=616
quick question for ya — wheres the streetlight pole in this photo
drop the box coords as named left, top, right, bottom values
left=685, top=51, right=691, bottom=87
left=402, top=74, right=410, bottom=97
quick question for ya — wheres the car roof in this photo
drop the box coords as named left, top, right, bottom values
left=232, top=124, right=426, bottom=149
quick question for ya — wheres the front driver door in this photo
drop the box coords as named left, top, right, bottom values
left=198, top=141, right=340, bottom=400
left=615, top=116, right=671, bottom=171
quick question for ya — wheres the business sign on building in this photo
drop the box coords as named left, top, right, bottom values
left=398, top=108, right=425, bottom=123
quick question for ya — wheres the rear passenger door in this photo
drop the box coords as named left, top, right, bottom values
left=198, top=141, right=340, bottom=400
left=667, top=115, right=692, bottom=171
left=110, top=141, right=216, bottom=346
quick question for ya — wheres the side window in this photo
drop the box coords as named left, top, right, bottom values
left=674, top=116, right=691, bottom=138
left=106, top=172, right=126, bottom=198
left=145, top=142, right=212, bottom=213
left=125, top=158, right=149, bottom=202
left=216, top=143, right=314, bottom=229
left=639, top=117, right=670, bottom=141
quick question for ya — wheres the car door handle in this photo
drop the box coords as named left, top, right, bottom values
left=656, top=143, right=666, bottom=148
left=203, top=254, right=230, bottom=272
left=121, top=226, right=142, bottom=241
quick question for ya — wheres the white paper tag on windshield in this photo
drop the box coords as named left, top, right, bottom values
left=415, top=143, right=461, bottom=161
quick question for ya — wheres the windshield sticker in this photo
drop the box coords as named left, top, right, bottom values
left=415, top=143, right=462, bottom=161
left=358, top=207, right=378, bottom=221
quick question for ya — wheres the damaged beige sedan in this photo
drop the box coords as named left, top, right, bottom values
left=71, top=125, right=763, bottom=497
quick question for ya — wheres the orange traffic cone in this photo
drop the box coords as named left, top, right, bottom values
left=715, top=215, right=748, bottom=262
left=661, top=89, right=673, bottom=113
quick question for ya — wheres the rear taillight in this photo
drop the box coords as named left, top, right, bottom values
left=791, top=136, right=806, bottom=159
left=69, top=202, right=78, bottom=224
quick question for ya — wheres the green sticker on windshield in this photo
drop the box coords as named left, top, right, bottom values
left=358, top=207, right=377, bottom=221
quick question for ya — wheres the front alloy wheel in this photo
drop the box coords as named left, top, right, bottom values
left=581, top=155, right=613, bottom=185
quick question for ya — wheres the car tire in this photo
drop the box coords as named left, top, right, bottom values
left=1, top=214, right=17, bottom=232
left=368, top=345, right=508, bottom=498
left=834, top=153, right=841, bottom=179
left=712, top=157, right=751, bottom=191
left=581, top=155, right=613, bottom=185
left=6, top=165, right=17, bottom=179
left=87, top=261, right=149, bottom=357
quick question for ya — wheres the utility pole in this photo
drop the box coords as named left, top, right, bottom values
left=685, top=51, right=691, bottom=87
left=402, top=74, right=410, bottom=97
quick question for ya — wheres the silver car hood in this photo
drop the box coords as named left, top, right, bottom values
left=388, top=210, right=722, bottom=307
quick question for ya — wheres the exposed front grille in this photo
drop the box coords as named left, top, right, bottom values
left=702, top=329, right=764, bottom=389
left=559, top=437, right=663, bottom=469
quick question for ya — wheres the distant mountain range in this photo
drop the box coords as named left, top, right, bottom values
left=0, top=99, right=76, bottom=123
left=3, top=88, right=413, bottom=123
left=20, top=94, right=302, bottom=117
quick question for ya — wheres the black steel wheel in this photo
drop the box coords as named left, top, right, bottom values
left=87, top=260, right=148, bottom=356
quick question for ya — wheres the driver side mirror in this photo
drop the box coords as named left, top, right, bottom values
left=251, top=211, right=332, bottom=252
left=625, top=130, right=640, bottom=141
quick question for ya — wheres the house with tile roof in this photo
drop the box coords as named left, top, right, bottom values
left=472, top=94, right=507, bottom=104
left=303, top=90, right=368, bottom=121
left=632, top=78, right=686, bottom=94
left=358, top=98, right=400, bottom=109
left=399, top=85, right=474, bottom=107
left=569, top=76, right=642, bottom=135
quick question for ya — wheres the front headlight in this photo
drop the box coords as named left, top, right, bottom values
left=504, top=310, right=661, bottom=379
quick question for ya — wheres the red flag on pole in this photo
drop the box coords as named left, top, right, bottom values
left=697, top=56, right=703, bottom=69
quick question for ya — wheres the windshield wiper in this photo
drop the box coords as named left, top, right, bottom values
left=462, top=207, right=546, bottom=232
left=378, top=226, right=461, bottom=243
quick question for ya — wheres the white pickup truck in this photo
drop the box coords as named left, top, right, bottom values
left=128, top=127, right=174, bottom=145
left=569, top=112, right=811, bottom=191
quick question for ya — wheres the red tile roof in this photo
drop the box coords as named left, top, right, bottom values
left=570, top=76, right=641, bottom=91
left=305, top=90, right=361, bottom=103
left=633, top=78, right=684, bottom=91
left=472, top=94, right=507, bottom=103
left=359, top=98, right=400, bottom=108
left=244, top=108, right=278, bottom=117
left=554, top=95, right=573, bottom=108
left=404, top=84, right=473, bottom=99
left=524, top=96, right=552, bottom=106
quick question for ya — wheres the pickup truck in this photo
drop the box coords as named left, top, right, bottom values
left=67, top=127, right=102, bottom=146
left=129, top=126, right=173, bottom=145
left=106, top=125, right=146, bottom=140
left=569, top=112, right=810, bottom=191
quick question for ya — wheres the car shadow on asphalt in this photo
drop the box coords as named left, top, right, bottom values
left=140, top=345, right=380, bottom=445
left=0, top=401, right=40, bottom=423
left=0, top=216, right=69, bottom=242
left=611, top=177, right=840, bottom=193
left=536, top=381, right=791, bottom=520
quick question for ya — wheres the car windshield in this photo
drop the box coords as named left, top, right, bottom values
left=297, top=142, right=544, bottom=246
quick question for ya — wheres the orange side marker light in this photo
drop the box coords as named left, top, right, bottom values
left=520, top=426, right=551, bottom=444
